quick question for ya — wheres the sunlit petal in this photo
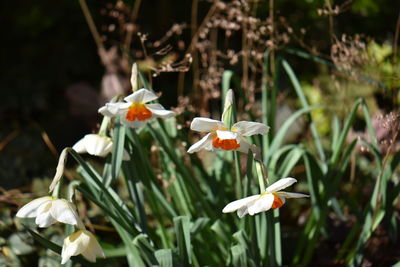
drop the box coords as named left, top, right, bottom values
left=83, top=134, right=113, bottom=157
left=61, top=230, right=89, bottom=264
left=247, top=193, right=274, bottom=215
left=216, top=130, right=238, bottom=140
left=265, top=177, right=297, bottom=193
left=130, top=63, right=138, bottom=91
left=237, top=206, right=250, bottom=218
left=222, top=194, right=260, bottom=213
left=124, top=88, right=158, bottom=103
left=187, top=133, right=214, bottom=153
left=190, top=117, right=225, bottom=132
left=231, top=121, right=270, bottom=136
left=276, top=191, right=309, bottom=198
left=50, top=199, right=80, bottom=226
left=82, top=233, right=105, bottom=262
left=98, top=102, right=130, bottom=117
left=61, top=230, right=104, bottom=264
left=235, top=138, right=251, bottom=153
left=146, top=103, right=175, bottom=118
left=35, top=201, right=56, bottom=227
left=16, top=197, right=53, bottom=218
left=72, top=138, right=87, bottom=154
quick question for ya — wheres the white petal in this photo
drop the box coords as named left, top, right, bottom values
left=61, top=230, right=89, bottom=264
left=190, top=117, right=225, bottom=133
left=247, top=193, right=274, bottom=215
left=72, top=138, right=87, bottom=154
left=35, top=201, right=56, bottom=227
left=146, top=103, right=175, bottom=118
left=265, top=177, right=297, bottom=193
left=237, top=206, right=249, bottom=218
left=130, top=63, right=138, bottom=91
left=81, top=232, right=104, bottom=262
left=61, top=238, right=72, bottom=264
left=231, top=121, right=270, bottom=136
left=98, top=102, right=130, bottom=117
left=120, top=115, right=148, bottom=128
left=124, top=88, right=158, bottom=103
left=83, top=134, right=113, bottom=157
left=98, top=106, right=112, bottom=117
left=276, top=191, right=309, bottom=198
left=216, top=130, right=239, bottom=140
left=49, top=148, right=69, bottom=193
left=81, top=247, right=97, bottom=262
left=235, top=138, right=251, bottom=153
left=221, top=89, right=234, bottom=122
left=50, top=199, right=79, bottom=226
left=86, top=231, right=104, bottom=256
left=187, top=133, right=214, bottom=153
left=16, top=197, right=53, bottom=218
left=222, top=194, right=260, bottom=213
left=35, top=212, right=56, bottom=228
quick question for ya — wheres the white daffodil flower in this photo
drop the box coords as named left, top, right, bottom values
left=16, top=196, right=84, bottom=228
left=222, top=178, right=309, bottom=218
left=98, top=88, right=175, bottom=128
left=72, top=134, right=130, bottom=160
left=61, top=229, right=105, bottom=264
left=187, top=118, right=269, bottom=153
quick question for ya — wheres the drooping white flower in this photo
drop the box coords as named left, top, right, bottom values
left=98, top=88, right=175, bottom=128
left=222, top=178, right=309, bottom=218
left=187, top=118, right=269, bottom=153
left=61, top=229, right=105, bottom=264
left=16, top=196, right=84, bottom=228
left=72, top=134, right=130, bottom=160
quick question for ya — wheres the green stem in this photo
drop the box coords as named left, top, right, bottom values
left=255, top=161, right=266, bottom=193
left=234, top=151, right=242, bottom=198
left=51, top=180, right=61, bottom=198
left=98, top=116, right=110, bottom=136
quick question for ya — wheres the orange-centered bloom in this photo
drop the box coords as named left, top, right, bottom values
left=222, top=178, right=309, bottom=218
left=99, top=88, right=175, bottom=128
left=222, top=177, right=308, bottom=218
left=126, top=103, right=152, bottom=121
left=187, top=118, right=269, bottom=153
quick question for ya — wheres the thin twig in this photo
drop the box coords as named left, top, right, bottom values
left=0, top=130, right=18, bottom=151
left=269, top=0, right=275, bottom=77
left=188, top=0, right=200, bottom=97
left=186, top=0, right=218, bottom=54
left=242, top=20, right=249, bottom=90
left=123, top=0, right=142, bottom=62
left=138, top=33, right=153, bottom=87
left=32, top=122, right=75, bottom=182
left=324, top=0, right=334, bottom=42
left=393, top=9, right=400, bottom=64
left=79, top=0, right=105, bottom=52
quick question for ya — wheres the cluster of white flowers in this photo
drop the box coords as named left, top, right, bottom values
left=15, top=64, right=309, bottom=265
left=72, top=66, right=175, bottom=159
left=16, top=196, right=104, bottom=264
left=86, top=68, right=307, bottom=219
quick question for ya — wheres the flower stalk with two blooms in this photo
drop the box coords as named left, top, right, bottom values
left=16, top=148, right=105, bottom=264
left=187, top=89, right=309, bottom=217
